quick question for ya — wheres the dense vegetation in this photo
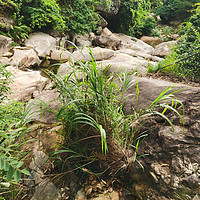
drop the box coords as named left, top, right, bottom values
left=150, top=3, right=200, bottom=80
left=0, top=0, right=199, bottom=198
left=0, top=0, right=198, bottom=38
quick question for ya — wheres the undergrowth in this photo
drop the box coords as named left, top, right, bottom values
left=41, top=46, right=184, bottom=177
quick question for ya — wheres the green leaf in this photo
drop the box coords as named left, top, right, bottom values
left=6, top=165, right=15, bottom=182
left=14, top=170, right=21, bottom=183
left=0, top=159, right=4, bottom=170
left=16, top=161, right=24, bottom=169
left=4, top=161, right=9, bottom=171
left=21, top=169, right=30, bottom=176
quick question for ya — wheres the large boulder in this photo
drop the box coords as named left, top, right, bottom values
left=50, top=49, right=71, bottom=62
left=28, top=89, right=60, bottom=124
left=25, top=32, right=57, bottom=57
left=72, top=47, right=116, bottom=62
left=94, top=33, right=121, bottom=50
left=123, top=77, right=200, bottom=200
left=0, top=35, right=12, bottom=56
left=140, top=36, right=163, bottom=46
left=117, top=49, right=163, bottom=62
left=9, top=46, right=41, bottom=68
left=6, top=66, right=48, bottom=102
left=75, top=33, right=95, bottom=48
left=152, top=41, right=177, bottom=57
left=115, top=33, right=154, bottom=54
left=98, top=52, right=156, bottom=74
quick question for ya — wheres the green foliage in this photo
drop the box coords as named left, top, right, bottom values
left=0, top=66, right=12, bottom=103
left=155, top=0, right=199, bottom=23
left=58, top=0, right=98, bottom=35
left=44, top=46, right=184, bottom=174
left=117, top=0, right=156, bottom=37
left=0, top=65, right=31, bottom=198
left=2, top=0, right=112, bottom=36
left=173, top=4, right=200, bottom=79
left=14, top=0, right=65, bottom=32
left=151, top=4, right=200, bottom=79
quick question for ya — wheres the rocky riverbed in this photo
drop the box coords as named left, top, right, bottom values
left=0, top=27, right=199, bottom=200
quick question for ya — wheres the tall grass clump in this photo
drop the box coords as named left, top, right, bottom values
left=45, top=46, right=184, bottom=176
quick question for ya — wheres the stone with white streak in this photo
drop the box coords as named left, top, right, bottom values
left=6, top=66, right=47, bottom=102
left=25, top=32, right=57, bottom=57
left=152, top=41, right=177, bottom=57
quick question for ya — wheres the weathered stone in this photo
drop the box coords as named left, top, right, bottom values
left=73, top=47, right=116, bottom=62
left=152, top=41, right=177, bottom=57
left=115, top=33, right=154, bottom=54
left=98, top=52, right=156, bottom=75
left=0, top=35, right=12, bottom=56
left=94, top=35, right=121, bottom=50
left=75, top=33, right=94, bottom=48
left=97, top=15, right=108, bottom=28
left=50, top=49, right=71, bottom=61
left=9, top=46, right=41, bottom=68
left=123, top=77, right=200, bottom=199
left=2, top=51, right=13, bottom=57
left=31, top=178, right=61, bottom=200
left=140, top=36, right=163, bottom=46
left=28, top=89, right=60, bottom=124
left=6, top=66, right=47, bottom=102
left=193, top=195, right=200, bottom=200
left=0, top=6, right=15, bottom=30
left=75, top=189, right=87, bottom=200
left=117, top=49, right=163, bottom=62
left=58, top=62, right=83, bottom=82
left=25, top=32, right=57, bottom=57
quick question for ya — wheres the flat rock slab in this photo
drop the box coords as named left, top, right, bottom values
left=114, top=33, right=154, bottom=54
left=6, top=66, right=48, bottom=102
left=28, top=89, right=60, bottom=124
left=72, top=47, right=116, bottom=62
left=98, top=53, right=156, bottom=75
left=25, top=32, right=57, bottom=57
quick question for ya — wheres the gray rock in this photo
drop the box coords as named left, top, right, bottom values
left=31, top=178, right=61, bottom=200
left=28, top=89, right=60, bottom=123
left=75, top=189, right=87, bottom=200
left=115, top=33, right=154, bottom=54
left=0, top=35, right=12, bottom=56
left=94, top=35, right=121, bottom=50
left=75, top=33, right=94, bottom=48
left=152, top=41, right=177, bottom=57
left=124, top=77, right=200, bottom=199
left=50, top=49, right=71, bottom=61
left=9, top=46, right=41, bottom=68
left=73, top=47, right=116, bottom=62
left=95, top=0, right=120, bottom=15
left=6, top=66, right=47, bottom=102
left=98, top=53, right=156, bottom=75
left=193, top=195, right=200, bottom=200
left=25, top=32, right=57, bottom=57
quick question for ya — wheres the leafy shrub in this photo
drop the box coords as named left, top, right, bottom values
left=44, top=47, right=184, bottom=175
left=116, top=0, right=156, bottom=37
left=173, top=4, right=200, bottom=78
left=0, top=65, right=31, bottom=197
left=0, top=66, right=12, bottom=103
left=156, top=0, right=199, bottom=23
